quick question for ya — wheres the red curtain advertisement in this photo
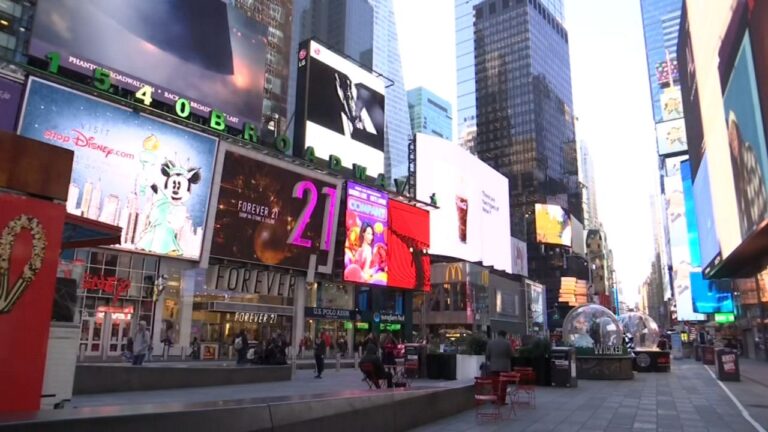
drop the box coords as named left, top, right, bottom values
left=0, top=194, right=66, bottom=413
left=388, top=200, right=430, bottom=290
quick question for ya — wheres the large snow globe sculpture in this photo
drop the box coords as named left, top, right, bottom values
left=618, top=312, right=660, bottom=350
left=562, top=304, right=625, bottom=355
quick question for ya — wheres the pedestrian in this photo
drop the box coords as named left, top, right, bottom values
left=314, top=333, right=326, bottom=378
left=381, top=333, right=397, bottom=373
left=485, top=330, right=512, bottom=375
left=190, top=337, right=201, bottom=360
left=234, top=329, right=249, bottom=365
left=360, top=343, right=393, bottom=389
left=132, top=321, right=150, bottom=366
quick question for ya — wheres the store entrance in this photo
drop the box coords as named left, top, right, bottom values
left=79, top=306, right=133, bottom=357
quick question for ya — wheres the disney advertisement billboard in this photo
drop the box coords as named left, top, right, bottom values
left=344, top=182, right=388, bottom=285
left=18, top=78, right=218, bottom=260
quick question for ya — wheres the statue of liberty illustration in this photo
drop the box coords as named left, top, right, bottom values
left=135, top=151, right=201, bottom=256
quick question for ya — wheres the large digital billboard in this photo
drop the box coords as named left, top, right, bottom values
left=415, top=134, right=511, bottom=273
left=388, top=199, right=431, bottom=290
left=664, top=157, right=706, bottom=322
left=534, top=204, right=572, bottom=247
left=209, top=146, right=342, bottom=272
left=660, top=86, right=684, bottom=121
left=344, top=182, right=388, bottom=285
left=0, top=77, right=22, bottom=132
left=656, top=118, right=688, bottom=156
left=29, top=0, right=267, bottom=128
left=18, top=78, right=217, bottom=260
left=294, top=40, right=386, bottom=177
left=723, top=32, right=768, bottom=241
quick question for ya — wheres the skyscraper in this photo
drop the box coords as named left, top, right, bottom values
left=295, top=0, right=374, bottom=68
left=473, top=0, right=577, bottom=240
left=370, top=0, right=412, bottom=183
left=455, top=0, right=563, bottom=154
left=407, top=87, right=453, bottom=141
left=578, top=140, right=599, bottom=229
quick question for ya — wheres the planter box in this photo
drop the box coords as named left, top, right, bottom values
left=456, top=354, right=485, bottom=380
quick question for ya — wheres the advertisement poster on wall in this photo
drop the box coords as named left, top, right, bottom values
left=210, top=146, right=342, bottom=273
left=0, top=77, right=22, bottom=132
left=344, top=182, right=388, bottom=285
left=510, top=236, right=528, bottom=277
left=294, top=40, right=386, bottom=177
left=29, top=0, right=268, bottom=128
left=660, top=86, right=684, bottom=121
left=656, top=118, right=688, bottom=156
left=415, top=133, right=512, bottom=272
left=18, top=78, right=218, bottom=260
left=0, top=195, right=66, bottom=412
left=535, top=204, right=572, bottom=247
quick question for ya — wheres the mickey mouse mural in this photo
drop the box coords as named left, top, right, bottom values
left=136, top=159, right=201, bottom=256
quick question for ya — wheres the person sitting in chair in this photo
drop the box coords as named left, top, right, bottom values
left=360, top=343, right=393, bottom=389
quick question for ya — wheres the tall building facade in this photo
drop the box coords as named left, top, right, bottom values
left=370, top=0, right=412, bottom=182
left=296, top=0, right=374, bottom=68
left=0, top=0, right=35, bottom=75
left=578, top=140, right=599, bottom=229
left=407, top=86, right=453, bottom=140
left=473, top=0, right=577, bottom=328
left=473, top=0, right=577, bottom=240
left=455, top=0, right=563, bottom=154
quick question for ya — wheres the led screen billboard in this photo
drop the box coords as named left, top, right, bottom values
left=723, top=32, right=768, bottom=241
left=209, top=146, right=342, bottom=272
left=656, top=118, right=688, bottom=156
left=344, top=182, right=388, bottom=285
left=18, top=78, right=218, bottom=260
left=415, top=133, right=511, bottom=273
left=534, top=204, right=572, bottom=247
left=660, top=86, right=684, bottom=121
left=388, top=199, right=430, bottom=290
left=29, top=0, right=267, bottom=129
left=294, top=40, right=386, bottom=177
left=0, top=77, right=22, bottom=132
left=664, top=157, right=706, bottom=321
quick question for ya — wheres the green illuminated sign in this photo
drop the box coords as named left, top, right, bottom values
left=355, top=322, right=370, bottom=330
left=715, top=313, right=735, bottom=324
left=343, top=321, right=353, bottom=330
left=380, top=323, right=401, bottom=331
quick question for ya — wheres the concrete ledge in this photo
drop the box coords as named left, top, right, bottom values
left=73, top=364, right=291, bottom=394
left=0, top=386, right=473, bottom=432
left=576, top=356, right=634, bottom=380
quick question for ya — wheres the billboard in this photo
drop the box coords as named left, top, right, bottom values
left=209, top=147, right=342, bottom=272
left=18, top=78, right=217, bottom=260
left=29, top=0, right=267, bottom=128
left=294, top=40, right=386, bottom=177
left=344, top=182, right=388, bottom=285
left=678, top=5, right=704, bottom=179
left=415, top=134, right=512, bottom=273
left=656, top=118, right=688, bottom=156
left=388, top=199, right=430, bottom=290
left=722, top=32, right=768, bottom=241
left=0, top=77, right=22, bottom=132
left=534, top=204, right=572, bottom=247
left=664, top=157, right=706, bottom=322
left=510, top=237, right=528, bottom=277
left=660, top=86, right=684, bottom=121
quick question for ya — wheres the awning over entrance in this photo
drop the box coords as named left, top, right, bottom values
left=61, top=214, right=122, bottom=249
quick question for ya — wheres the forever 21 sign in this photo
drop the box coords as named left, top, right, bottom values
left=208, top=265, right=297, bottom=298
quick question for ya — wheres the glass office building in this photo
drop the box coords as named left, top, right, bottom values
left=640, top=0, right=683, bottom=124
left=407, top=86, right=453, bottom=141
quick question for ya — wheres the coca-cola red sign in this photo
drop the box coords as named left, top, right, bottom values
left=83, top=273, right=131, bottom=302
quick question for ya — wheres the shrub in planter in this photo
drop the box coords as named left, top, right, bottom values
left=516, top=338, right=552, bottom=386
left=459, top=333, right=488, bottom=355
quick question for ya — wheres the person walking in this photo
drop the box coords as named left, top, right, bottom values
left=132, top=321, right=151, bottom=366
left=314, top=333, right=326, bottom=378
left=234, top=329, right=249, bottom=365
left=486, top=330, right=512, bottom=375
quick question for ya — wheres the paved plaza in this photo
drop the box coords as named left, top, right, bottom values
left=409, top=359, right=768, bottom=432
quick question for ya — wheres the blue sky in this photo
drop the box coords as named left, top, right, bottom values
left=393, top=0, right=659, bottom=304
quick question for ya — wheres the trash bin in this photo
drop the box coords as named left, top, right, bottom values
left=694, top=343, right=702, bottom=362
left=715, top=348, right=740, bottom=382
left=405, top=344, right=428, bottom=378
left=701, top=345, right=715, bottom=365
left=550, top=347, right=577, bottom=388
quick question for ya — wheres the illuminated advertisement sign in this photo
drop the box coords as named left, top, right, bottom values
left=656, top=118, right=688, bottom=156
left=664, top=157, right=706, bottom=321
left=511, top=236, right=528, bottom=277
left=344, top=182, right=388, bottom=285
left=209, top=146, right=342, bottom=272
left=18, top=78, right=218, bottom=260
left=660, top=86, right=684, bottom=121
left=722, top=32, right=768, bottom=242
left=294, top=40, right=386, bottom=177
left=415, top=133, right=512, bottom=272
left=29, top=0, right=267, bottom=128
left=0, top=77, right=22, bottom=132
left=535, top=204, right=572, bottom=247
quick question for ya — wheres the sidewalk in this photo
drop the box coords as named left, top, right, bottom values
left=737, top=357, right=768, bottom=388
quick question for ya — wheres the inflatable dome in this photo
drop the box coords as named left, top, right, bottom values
left=618, top=312, right=660, bottom=350
left=562, top=304, right=623, bottom=349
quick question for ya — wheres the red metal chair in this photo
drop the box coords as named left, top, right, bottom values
left=512, top=367, right=536, bottom=407
left=474, top=377, right=501, bottom=421
left=403, top=359, right=419, bottom=387
left=499, top=372, right=520, bottom=418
